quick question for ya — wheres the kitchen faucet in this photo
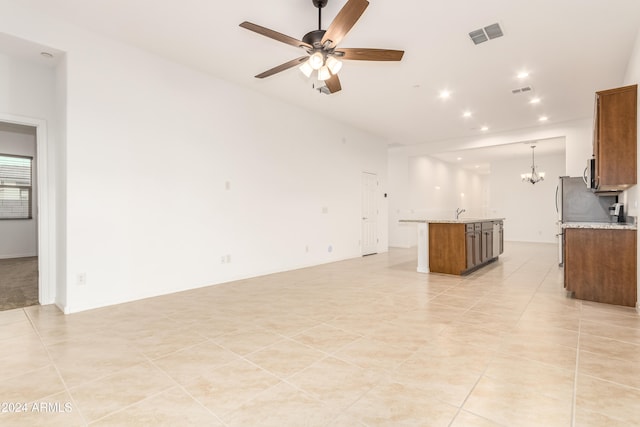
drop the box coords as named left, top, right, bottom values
left=455, top=208, right=466, bottom=219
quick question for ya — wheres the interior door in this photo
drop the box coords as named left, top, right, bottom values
left=361, top=172, right=378, bottom=256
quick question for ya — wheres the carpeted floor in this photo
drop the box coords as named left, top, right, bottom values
left=0, top=256, right=38, bottom=311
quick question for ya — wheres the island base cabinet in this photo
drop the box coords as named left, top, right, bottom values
left=429, top=221, right=502, bottom=275
left=564, top=228, right=637, bottom=307
left=429, top=223, right=467, bottom=275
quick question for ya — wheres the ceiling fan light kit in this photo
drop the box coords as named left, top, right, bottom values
left=239, top=0, right=404, bottom=94
left=326, top=56, right=342, bottom=74
left=309, top=52, right=325, bottom=70
left=299, top=61, right=314, bottom=78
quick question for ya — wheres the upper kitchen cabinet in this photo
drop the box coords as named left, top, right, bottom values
left=593, top=84, right=637, bottom=192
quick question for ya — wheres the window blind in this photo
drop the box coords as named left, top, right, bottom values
left=0, top=154, right=33, bottom=219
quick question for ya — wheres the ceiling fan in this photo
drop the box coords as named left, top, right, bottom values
left=239, top=0, right=404, bottom=94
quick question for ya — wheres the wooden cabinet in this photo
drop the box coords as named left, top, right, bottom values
left=593, top=84, right=637, bottom=192
left=465, top=223, right=481, bottom=269
left=429, top=221, right=503, bottom=275
left=429, top=223, right=466, bottom=275
left=564, top=228, right=637, bottom=307
left=481, top=222, right=493, bottom=262
left=496, top=221, right=504, bottom=255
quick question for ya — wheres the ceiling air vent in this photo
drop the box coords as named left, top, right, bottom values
left=512, top=86, right=533, bottom=94
left=469, top=23, right=504, bottom=45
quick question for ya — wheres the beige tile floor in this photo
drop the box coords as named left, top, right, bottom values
left=0, top=242, right=639, bottom=426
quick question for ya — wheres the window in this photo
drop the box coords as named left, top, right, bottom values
left=0, top=154, right=33, bottom=219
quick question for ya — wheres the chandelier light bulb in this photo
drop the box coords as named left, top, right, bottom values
left=309, top=52, right=324, bottom=70
left=317, top=65, right=331, bottom=81
left=299, top=61, right=313, bottom=78
left=326, top=56, right=343, bottom=75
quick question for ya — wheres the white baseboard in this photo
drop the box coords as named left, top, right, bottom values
left=0, top=253, right=37, bottom=259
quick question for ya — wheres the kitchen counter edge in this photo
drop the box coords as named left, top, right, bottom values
left=562, top=222, right=637, bottom=230
left=399, top=218, right=506, bottom=224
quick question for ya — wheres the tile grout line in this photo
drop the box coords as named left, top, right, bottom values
left=22, top=307, right=89, bottom=426
left=449, top=255, right=556, bottom=426
left=571, top=303, right=583, bottom=427
left=123, top=352, right=230, bottom=427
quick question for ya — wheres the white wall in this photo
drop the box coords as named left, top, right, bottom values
left=623, top=27, right=640, bottom=220
left=488, top=152, right=565, bottom=243
left=389, top=120, right=589, bottom=247
left=387, top=150, right=411, bottom=247
left=389, top=154, right=485, bottom=248
left=0, top=4, right=389, bottom=313
left=54, top=56, right=67, bottom=309
left=407, top=156, right=485, bottom=220
left=622, top=26, right=640, bottom=311
left=0, top=48, right=59, bottom=305
left=0, top=126, right=37, bottom=258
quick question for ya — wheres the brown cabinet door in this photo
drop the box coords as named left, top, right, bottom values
left=564, top=228, right=637, bottom=307
left=480, top=222, right=493, bottom=262
left=429, top=223, right=466, bottom=275
left=594, top=84, right=637, bottom=190
left=466, top=231, right=475, bottom=269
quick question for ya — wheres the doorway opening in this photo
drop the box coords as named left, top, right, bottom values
left=0, top=123, right=39, bottom=310
left=0, top=115, right=52, bottom=310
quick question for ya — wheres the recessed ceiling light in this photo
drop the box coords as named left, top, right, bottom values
left=40, top=52, right=54, bottom=58
left=539, top=116, right=548, bottom=122
left=439, top=90, right=451, bottom=99
left=475, top=165, right=480, bottom=169
left=481, top=126, right=489, bottom=131
left=530, top=97, right=541, bottom=104
left=456, top=157, right=463, bottom=161
left=435, top=186, right=441, bottom=190
left=462, top=111, right=472, bottom=118
left=517, top=71, right=529, bottom=79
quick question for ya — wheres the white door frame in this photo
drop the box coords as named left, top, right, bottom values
left=0, top=113, right=54, bottom=305
left=361, top=171, right=378, bottom=256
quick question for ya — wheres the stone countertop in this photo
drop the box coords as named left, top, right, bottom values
left=400, top=218, right=505, bottom=224
left=562, top=222, right=637, bottom=230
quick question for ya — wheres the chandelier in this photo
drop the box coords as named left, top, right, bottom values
left=521, top=145, right=545, bottom=184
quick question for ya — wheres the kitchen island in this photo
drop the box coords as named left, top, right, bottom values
left=400, top=218, right=505, bottom=275
left=563, top=221, right=637, bottom=307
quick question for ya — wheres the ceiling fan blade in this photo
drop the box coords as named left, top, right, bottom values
left=255, top=56, right=309, bottom=79
left=336, top=48, right=404, bottom=61
left=321, top=0, right=369, bottom=48
left=324, top=74, right=342, bottom=94
left=240, top=21, right=312, bottom=50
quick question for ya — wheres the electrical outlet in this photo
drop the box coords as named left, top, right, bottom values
left=77, top=273, right=86, bottom=286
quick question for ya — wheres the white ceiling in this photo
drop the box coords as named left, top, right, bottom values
left=4, top=0, right=640, bottom=151
left=431, top=137, right=566, bottom=175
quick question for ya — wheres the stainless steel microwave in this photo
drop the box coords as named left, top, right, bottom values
left=585, top=158, right=596, bottom=189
